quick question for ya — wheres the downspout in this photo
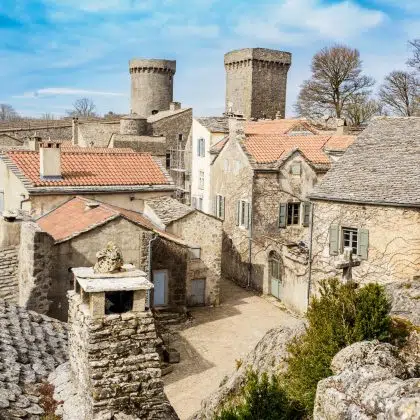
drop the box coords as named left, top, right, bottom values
left=247, top=172, right=255, bottom=288
left=147, top=233, right=159, bottom=309
left=19, top=194, right=31, bottom=210
left=307, top=202, right=315, bottom=307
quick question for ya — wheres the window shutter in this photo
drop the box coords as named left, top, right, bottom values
left=329, top=224, right=339, bottom=256
left=278, top=203, right=287, bottom=228
left=357, top=228, right=369, bottom=260
left=192, top=197, right=197, bottom=209
left=246, top=202, right=251, bottom=228
left=221, top=196, right=225, bottom=220
left=236, top=201, right=240, bottom=226
left=202, top=139, right=205, bottom=157
left=303, top=202, right=311, bottom=227
left=244, top=202, right=249, bottom=228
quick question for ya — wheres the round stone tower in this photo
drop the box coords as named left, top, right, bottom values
left=129, top=58, right=176, bottom=117
left=224, top=48, right=291, bottom=119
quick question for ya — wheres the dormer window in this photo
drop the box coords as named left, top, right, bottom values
left=291, top=162, right=301, bottom=176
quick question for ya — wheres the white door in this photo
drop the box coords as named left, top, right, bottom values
left=153, top=270, right=168, bottom=306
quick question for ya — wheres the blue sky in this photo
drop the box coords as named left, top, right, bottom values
left=0, top=0, right=418, bottom=118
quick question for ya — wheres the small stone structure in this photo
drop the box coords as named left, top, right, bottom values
left=68, top=253, right=178, bottom=419
left=93, top=241, right=124, bottom=274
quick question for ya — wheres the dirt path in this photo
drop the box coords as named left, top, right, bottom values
left=163, top=278, right=301, bottom=419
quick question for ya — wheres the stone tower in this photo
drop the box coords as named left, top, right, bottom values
left=129, top=58, right=176, bottom=117
left=224, top=48, right=292, bottom=119
left=68, top=244, right=178, bottom=419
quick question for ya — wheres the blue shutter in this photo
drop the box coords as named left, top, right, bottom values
left=329, top=225, right=339, bottom=256
left=357, top=228, right=369, bottom=260
left=278, top=203, right=287, bottom=228
left=197, top=138, right=201, bottom=156
left=303, top=202, right=311, bottom=227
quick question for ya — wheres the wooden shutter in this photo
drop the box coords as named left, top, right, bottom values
left=221, top=196, right=225, bottom=220
left=244, top=202, right=249, bottom=228
left=197, top=138, right=200, bottom=156
left=329, top=224, right=339, bottom=256
left=357, top=228, right=369, bottom=260
left=246, top=202, right=251, bottom=228
left=303, top=202, right=311, bottom=227
left=236, top=201, right=240, bottom=226
left=278, top=203, right=287, bottom=228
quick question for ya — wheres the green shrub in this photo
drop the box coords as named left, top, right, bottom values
left=215, top=369, right=303, bottom=420
left=284, top=279, right=392, bottom=416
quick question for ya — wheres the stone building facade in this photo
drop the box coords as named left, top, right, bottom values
left=224, top=48, right=292, bottom=119
left=210, top=118, right=355, bottom=313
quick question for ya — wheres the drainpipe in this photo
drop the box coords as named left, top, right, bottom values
left=147, top=233, right=159, bottom=308
left=307, top=202, right=315, bottom=307
left=19, top=194, right=31, bottom=210
left=247, top=173, right=255, bottom=288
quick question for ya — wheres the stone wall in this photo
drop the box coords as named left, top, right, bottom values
left=168, top=211, right=223, bottom=306
left=18, top=221, right=55, bottom=314
left=0, top=124, right=72, bottom=141
left=311, top=201, right=420, bottom=290
left=68, top=290, right=178, bottom=419
left=0, top=246, right=18, bottom=302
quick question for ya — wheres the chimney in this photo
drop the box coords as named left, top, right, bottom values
left=275, top=110, right=283, bottom=120
left=39, top=141, right=61, bottom=179
left=27, top=134, right=41, bottom=151
left=336, top=118, right=349, bottom=135
left=169, top=101, right=181, bottom=111
left=72, top=117, right=79, bottom=145
left=228, top=117, right=245, bottom=138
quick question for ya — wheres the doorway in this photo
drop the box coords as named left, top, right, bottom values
left=190, top=279, right=206, bottom=306
left=153, top=270, right=168, bottom=306
left=269, top=251, right=282, bottom=300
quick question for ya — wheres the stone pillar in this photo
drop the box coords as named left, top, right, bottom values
left=68, top=264, right=178, bottom=419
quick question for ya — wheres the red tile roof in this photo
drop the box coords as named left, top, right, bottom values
left=5, top=150, right=170, bottom=187
left=245, top=119, right=318, bottom=135
left=37, top=196, right=187, bottom=246
left=324, top=135, right=356, bottom=150
left=243, top=135, right=332, bottom=166
left=209, top=136, right=228, bottom=154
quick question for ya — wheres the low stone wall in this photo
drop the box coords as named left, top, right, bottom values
left=0, top=246, right=18, bottom=302
left=68, top=291, right=178, bottom=419
left=18, top=221, right=55, bottom=314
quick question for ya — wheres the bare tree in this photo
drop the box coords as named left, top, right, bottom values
left=66, top=97, right=97, bottom=117
left=0, top=104, right=20, bottom=121
left=295, top=44, right=375, bottom=119
left=407, top=39, right=420, bottom=72
left=40, top=113, right=55, bottom=120
left=343, top=94, right=383, bottom=126
left=378, top=71, right=419, bottom=116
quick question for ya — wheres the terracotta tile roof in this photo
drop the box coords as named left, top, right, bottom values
left=245, top=119, right=318, bottom=135
left=37, top=196, right=189, bottom=246
left=324, top=135, right=356, bottom=150
left=243, top=135, right=332, bottom=167
left=209, top=136, right=228, bottom=154
left=4, top=150, right=171, bottom=189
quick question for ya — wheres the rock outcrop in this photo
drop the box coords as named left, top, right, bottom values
left=314, top=340, right=420, bottom=419
left=189, top=323, right=305, bottom=419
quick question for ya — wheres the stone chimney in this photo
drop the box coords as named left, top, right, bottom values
left=39, top=141, right=61, bottom=179
left=27, top=134, right=41, bottom=151
left=228, top=116, right=245, bottom=140
left=336, top=118, right=349, bottom=135
left=72, top=117, right=79, bottom=145
left=275, top=110, right=283, bottom=120
left=68, top=243, right=177, bottom=419
left=169, top=101, right=181, bottom=111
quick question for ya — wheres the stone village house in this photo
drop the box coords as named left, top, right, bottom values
left=0, top=142, right=221, bottom=320
left=210, top=118, right=355, bottom=313
left=309, top=117, right=420, bottom=292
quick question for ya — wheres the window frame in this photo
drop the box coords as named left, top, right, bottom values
left=215, top=194, right=225, bottom=220
left=198, top=170, right=205, bottom=190
left=197, top=137, right=205, bottom=157
left=341, top=227, right=359, bottom=255
left=286, top=202, right=301, bottom=226
left=237, top=199, right=250, bottom=229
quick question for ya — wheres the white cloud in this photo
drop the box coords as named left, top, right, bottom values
left=166, top=24, right=220, bottom=39
left=234, top=0, right=385, bottom=46
left=14, top=88, right=127, bottom=99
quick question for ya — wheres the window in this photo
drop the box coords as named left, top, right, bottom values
left=291, top=162, right=301, bottom=175
left=329, top=225, right=369, bottom=259
left=236, top=199, right=250, bottom=228
left=179, top=133, right=183, bottom=142
left=166, top=152, right=171, bottom=169
left=192, top=197, right=197, bottom=208
left=197, top=138, right=205, bottom=157
left=287, top=203, right=300, bottom=225
left=199, top=171, right=205, bottom=189
left=342, top=227, right=358, bottom=255
left=198, top=197, right=203, bottom=210
left=215, top=194, right=225, bottom=219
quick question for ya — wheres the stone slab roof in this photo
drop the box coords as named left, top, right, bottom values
left=145, top=196, right=194, bottom=225
left=196, top=117, right=229, bottom=133
left=147, top=108, right=190, bottom=123
left=60, top=141, right=135, bottom=153
left=78, top=122, right=119, bottom=147
left=2, top=150, right=173, bottom=192
left=37, top=196, right=190, bottom=247
left=310, top=117, right=420, bottom=207
left=0, top=300, right=68, bottom=419
left=111, top=134, right=166, bottom=154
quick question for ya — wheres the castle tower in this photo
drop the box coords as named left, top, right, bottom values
left=224, top=48, right=292, bottom=119
left=68, top=243, right=178, bottom=419
left=129, top=58, right=176, bottom=117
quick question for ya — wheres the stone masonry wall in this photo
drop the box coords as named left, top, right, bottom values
left=18, top=221, right=55, bottom=314
left=68, top=291, right=178, bottom=419
left=311, top=201, right=420, bottom=291
left=0, top=246, right=18, bottom=302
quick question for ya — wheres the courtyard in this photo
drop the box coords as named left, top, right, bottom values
left=163, top=278, right=302, bottom=419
